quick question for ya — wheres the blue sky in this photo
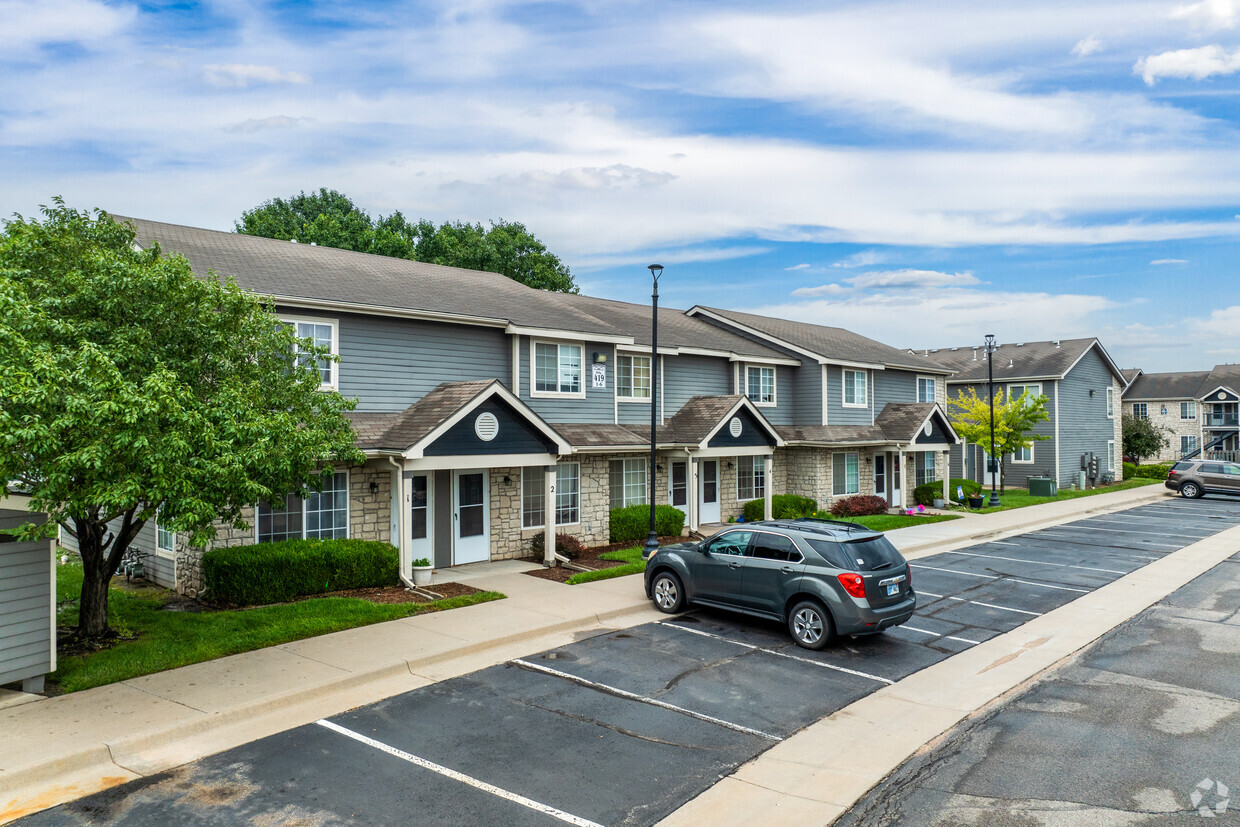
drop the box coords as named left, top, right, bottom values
left=4, top=0, right=1240, bottom=372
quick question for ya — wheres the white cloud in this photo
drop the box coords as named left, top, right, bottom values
left=1171, top=0, right=1240, bottom=31
left=791, top=283, right=850, bottom=297
left=1194, top=304, right=1240, bottom=336
left=784, top=263, right=811, bottom=271
left=1150, top=258, right=1189, bottom=264
left=571, top=245, right=770, bottom=271
left=1135, top=45, right=1240, bottom=85
left=1072, top=35, right=1103, bottom=56
left=832, top=251, right=887, bottom=269
left=846, top=269, right=980, bottom=289
left=203, top=64, right=311, bottom=88
left=0, top=0, right=135, bottom=52
left=223, top=116, right=314, bottom=134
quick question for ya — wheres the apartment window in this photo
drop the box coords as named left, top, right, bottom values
left=746, top=366, right=776, bottom=405
left=1132, top=402, right=1148, bottom=420
left=521, top=471, right=546, bottom=529
left=616, top=354, right=651, bottom=400
left=1009, top=383, right=1041, bottom=403
left=284, top=318, right=337, bottom=389
left=156, top=511, right=174, bottom=559
left=832, top=452, right=860, bottom=496
left=1182, top=435, right=1199, bottom=455
left=1012, top=445, right=1033, bottom=464
left=534, top=341, right=583, bottom=395
left=843, top=370, right=867, bottom=407
left=258, top=471, right=349, bottom=542
left=1181, top=401, right=1197, bottom=420
left=670, top=461, right=688, bottom=507
left=917, top=376, right=936, bottom=403
left=609, top=458, right=648, bottom=509
left=410, top=476, right=428, bottom=540
left=522, top=463, right=581, bottom=528
left=737, top=455, right=766, bottom=501
left=1106, top=387, right=1114, bottom=418
left=1107, top=441, right=1116, bottom=472
left=915, top=452, right=938, bottom=486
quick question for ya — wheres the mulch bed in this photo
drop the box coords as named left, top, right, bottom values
left=314, top=582, right=484, bottom=604
left=522, top=536, right=688, bottom=584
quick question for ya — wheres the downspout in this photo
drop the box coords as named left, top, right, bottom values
left=387, top=456, right=418, bottom=591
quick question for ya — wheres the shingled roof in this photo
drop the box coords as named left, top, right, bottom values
left=1125, top=370, right=1212, bottom=401
left=689, top=306, right=951, bottom=373
left=776, top=424, right=890, bottom=445
left=1120, top=368, right=1142, bottom=390
left=912, top=338, right=1121, bottom=384
left=1201, top=364, right=1240, bottom=397
left=875, top=402, right=941, bottom=442
left=116, top=216, right=624, bottom=338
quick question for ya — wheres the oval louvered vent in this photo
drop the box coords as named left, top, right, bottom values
left=924, top=421, right=932, bottom=436
left=475, top=412, right=499, bottom=442
left=729, top=417, right=743, bottom=438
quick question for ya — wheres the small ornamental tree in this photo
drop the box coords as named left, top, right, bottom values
left=1122, top=413, right=1171, bottom=464
left=0, top=201, right=364, bottom=638
left=948, top=387, right=1051, bottom=492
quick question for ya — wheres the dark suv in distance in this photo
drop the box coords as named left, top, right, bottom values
left=1166, top=459, right=1240, bottom=498
left=641, top=518, right=916, bottom=650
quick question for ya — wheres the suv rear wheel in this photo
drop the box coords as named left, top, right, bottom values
left=788, top=599, right=834, bottom=650
left=1180, top=481, right=1203, bottom=499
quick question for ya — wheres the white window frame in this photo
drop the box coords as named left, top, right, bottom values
left=1132, top=402, right=1148, bottom=420
left=1012, top=445, right=1034, bottom=464
left=1182, top=435, right=1199, bottom=454
left=915, top=451, right=938, bottom=486
left=531, top=339, right=586, bottom=398
left=521, top=469, right=546, bottom=529
left=736, top=455, right=766, bottom=501
left=555, top=462, right=580, bottom=526
left=155, top=510, right=175, bottom=560
left=832, top=451, right=860, bottom=496
left=916, top=375, right=936, bottom=404
left=616, top=353, right=652, bottom=402
left=1106, top=386, right=1114, bottom=418
left=843, top=369, right=867, bottom=408
left=1181, top=400, right=1197, bottom=420
left=746, top=365, right=776, bottom=407
left=609, top=458, right=648, bottom=509
left=1008, top=383, right=1042, bottom=404
left=256, top=470, right=350, bottom=542
left=1107, top=440, right=1116, bottom=472
left=281, top=315, right=339, bottom=391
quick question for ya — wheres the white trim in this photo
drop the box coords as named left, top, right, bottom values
left=1199, top=385, right=1238, bottom=401
left=722, top=352, right=801, bottom=367
left=831, top=450, right=861, bottom=496
left=697, top=397, right=786, bottom=448
left=735, top=454, right=766, bottom=501
left=404, top=380, right=571, bottom=458
left=1061, top=339, right=1126, bottom=385
left=511, top=334, right=520, bottom=394
left=842, top=369, right=868, bottom=408
left=821, top=363, right=829, bottom=426
left=615, top=343, right=678, bottom=356
left=554, top=460, right=581, bottom=527
left=615, top=352, right=653, bottom=403
left=1106, top=386, right=1114, bottom=419
left=254, top=468, right=351, bottom=543
left=154, top=513, right=175, bottom=560
left=745, top=364, right=777, bottom=407
left=1053, top=379, right=1061, bottom=484
left=1107, top=440, right=1116, bottom=473
left=505, top=323, right=630, bottom=345
left=529, top=339, right=587, bottom=399
left=916, top=375, right=937, bottom=404
left=280, top=314, right=339, bottom=391
left=272, top=295, right=509, bottom=329
left=521, top=463, right=580, bottom=529
left=686, top=306, right=828, bottom=364
left=1180, top=400, right=1198, bottom=420
left=406, top=453, right=560, bottom=472
left=1007, top=381, right=1042, bottom=401
left=1011, top=445, right=1034, bottom=464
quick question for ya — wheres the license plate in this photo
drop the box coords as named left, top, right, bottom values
left=886, top=583, right=900, bottom=597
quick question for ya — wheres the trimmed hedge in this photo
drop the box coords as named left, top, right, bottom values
left=742, top=494, right=819, bottom=522
left=609, top=505, right=686, bottom=543
left=202, top=539, right=399, bottom=606
left=1128, top=462, right=1171, bottom=480
left=830, top=494, right=889, bottom=517
left=915, top=478, right=982, bottom=506
left=530, top=532, right=585, bottom=560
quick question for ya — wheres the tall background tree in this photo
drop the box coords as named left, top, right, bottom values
left=236, top=188, right=578, bottom=293
left=948, top=388, right=1052, bottom=492
left=0, top=202, right=363, bottom=638
left=1122, top=413, right=1171, bottom=464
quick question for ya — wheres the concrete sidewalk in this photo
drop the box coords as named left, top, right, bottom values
left=0, top=483, right=1169, bottom=824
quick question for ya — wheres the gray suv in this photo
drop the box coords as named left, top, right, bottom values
left=1166, top=459, right=1240, bottom=498
left=642, top=518, right=916, bottom=650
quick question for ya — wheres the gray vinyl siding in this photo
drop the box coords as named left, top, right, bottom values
left=517, top=335, right=615, bottom=423
left=0, top=508, right=54, bottom=686
left=659, top=355, right=733, bottom=421
left=788, top=363, right=822, bottom=425
left=947, top=379, right=1059, bottom=489
left=1057, top=348, right=1118, bottom=486
left=826, top=366, right=873, bottom=425
left=873, top=369, right=918, bottom=412
left=56, top=517, right=171, bottom=588
left=758, top=365, right=796, bottom=426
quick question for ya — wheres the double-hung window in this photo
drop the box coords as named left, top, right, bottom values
left=1182, top=435, right=1199, bottom=455
left=1181, top=401, right=1197, bottom=420
left=1008, top=383, right=1041, bottom=404
left=1106, top=387, right=1115, bottom=418
left=1132, top=402, right=1148, bottom=420
left=1107, top=441, right=1116, bottom=472
left=1012, top=445, right=1033, bottom=464
left=533, top=341, right=583, bottom=396
left=609, top=458, right=647, bottom=509
left=257, top=471, right=349, bottom=542
left=917, top=376, right=936, bottom=403
left=617, top=354, right=651, bottom=400
left=832, top=452, right=860, bottom=496
left=155, top=511, right=174, bottom=559
left=284, top=317, right=337, bottom=390
left=746, top=366, right=775, bottom=405
left=737, top=456, right=766, bottom=500
left=843, top=370, right=867, bottom=407
left=915, top=452, right=938, bottom=486
left=522, top=462, right=580, bottom=528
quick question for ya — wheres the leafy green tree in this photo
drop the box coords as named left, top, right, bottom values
left=0, top=201, right=363, bottom=638
left=236, top=189, right=578, bottom=292
left=1122, top=413, right=1170, bottom=463
left=948, top=387, right=1051, bottom=491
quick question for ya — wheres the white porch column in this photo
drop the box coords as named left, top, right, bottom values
left=896, top=449, right=905, bottom=508
left=543, top=464, right=557, bottom=567
left=688, top=457, right=700, bottom=532
left=398, top=474, right=412, bottom=580
left=763, top=453, right=774, bottom=521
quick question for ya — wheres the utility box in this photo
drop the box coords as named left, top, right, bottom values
left=1028, top=476, right=1058, bottom=497
left=0, top=491, right=56, bottom=694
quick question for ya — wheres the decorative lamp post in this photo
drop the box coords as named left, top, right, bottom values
left=643, top=264, right=664, bottom=557
left=985, top=333, right=1000, bottom=507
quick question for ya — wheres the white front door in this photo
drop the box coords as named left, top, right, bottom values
left=699, top=459, right=720, bottom=524
left=453, top=470, right=489, bottom=565
left=891, top=454, right=902, bottom=507
left=410, top=474, right=432, bottom=565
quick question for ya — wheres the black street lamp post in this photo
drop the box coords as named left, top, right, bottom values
left=644, top=264, right=664, bottom=557
left=985, top=333, right=1000, bottom=507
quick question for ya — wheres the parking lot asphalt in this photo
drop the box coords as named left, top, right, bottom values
left=19, top=496, right=1240, bottom=827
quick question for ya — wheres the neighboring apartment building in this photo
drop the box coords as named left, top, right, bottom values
left=1122, top=366, right=1240, bottom=462
left=62, top=217, right=959, bottom=595
left=913, top=339, right=1125, bottom=490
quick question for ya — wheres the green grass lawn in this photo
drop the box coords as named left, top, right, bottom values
left=565, top=546, right=646, bottom=585
left=51, top=560, right=504, bottom=693
left=966, top=477, right=1161, bottom=514
left=826, top=513, right=962, bottom=532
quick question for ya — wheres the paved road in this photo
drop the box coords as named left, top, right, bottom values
left=20, top=497, right=1240, bottom=826
left=837, top=536, right=1240, bottom=825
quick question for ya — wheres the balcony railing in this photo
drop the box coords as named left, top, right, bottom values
left=1206, top=450, right=1240, bottom=463
left=1203, top=414, right=1239, bottom=428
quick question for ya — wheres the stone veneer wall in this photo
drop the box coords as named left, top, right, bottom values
left=1125, top=396, right=1198, bottom=463
left=490, top=455, right=619, bottom=560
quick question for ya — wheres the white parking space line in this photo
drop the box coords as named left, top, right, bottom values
left=1035, top=524, right=1184, bottom=543
left=1072, top=520, right=1210, bottom=536
left=657, top=622, right=895, bottom=686
left=942, top=549, right=1128, bottom=575
left=315, top=719, right=604, bottom=827
left=911, top=564, right=1090, bottom=593
left=901, top=625, right=983, bottom=646
left=916, top=591, right=1043, bottom=617
left=511, top=658, right=783, bottom=741
left=1020, top=536, right=1166, bottom=558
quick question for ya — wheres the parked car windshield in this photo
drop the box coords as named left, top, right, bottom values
left=806, top=536, right=902, bottom=572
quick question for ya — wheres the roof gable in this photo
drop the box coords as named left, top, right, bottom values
left=914, top=338, right=1122, bottom=384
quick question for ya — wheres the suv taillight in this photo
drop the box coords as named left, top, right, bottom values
left=837, top=572, right=866, bottom=598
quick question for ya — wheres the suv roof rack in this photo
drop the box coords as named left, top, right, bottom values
left=786, top=516, right=873, bottom=533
